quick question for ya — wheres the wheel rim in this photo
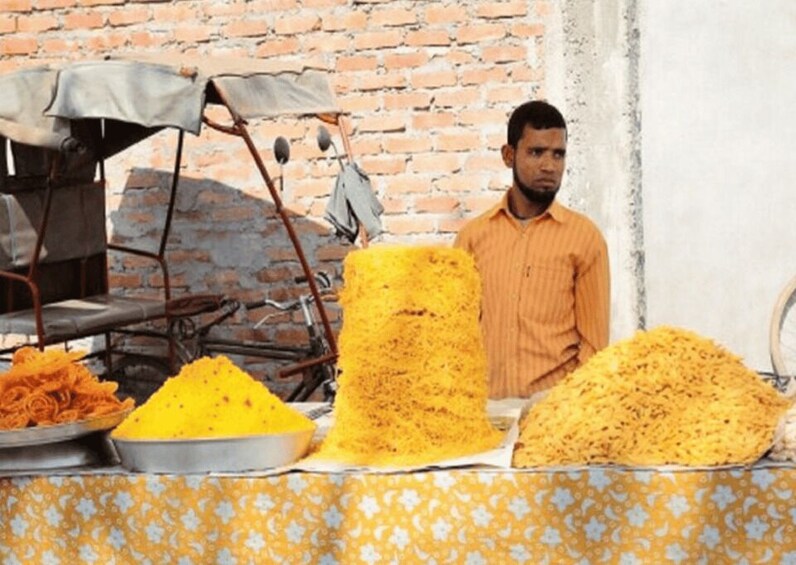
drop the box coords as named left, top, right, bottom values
left=770, top=275, right=796, bottom=379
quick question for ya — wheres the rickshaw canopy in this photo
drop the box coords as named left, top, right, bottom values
left=0, top=54, right=342, bottom=157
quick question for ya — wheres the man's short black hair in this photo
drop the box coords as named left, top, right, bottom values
left=507, top=100, right=567, bottom=147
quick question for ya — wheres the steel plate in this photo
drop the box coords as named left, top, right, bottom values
left=0, top=409, right=132, bottom=448
left=112, top=428, right=315, bottom=474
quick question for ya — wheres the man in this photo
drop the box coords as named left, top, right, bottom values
left=454, top=100, right=610, bottom=398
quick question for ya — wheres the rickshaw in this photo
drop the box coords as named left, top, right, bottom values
left=0, top=54, right=371, bottom=399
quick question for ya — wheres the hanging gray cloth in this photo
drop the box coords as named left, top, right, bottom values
left=324, top=162, right=383, bottom=243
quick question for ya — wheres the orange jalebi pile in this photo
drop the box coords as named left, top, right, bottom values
left=0, top=347, right=133, bottom=430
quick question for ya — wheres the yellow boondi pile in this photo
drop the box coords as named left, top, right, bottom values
left=111, top=356, right=314, bottom=440
left=313, top=245, right=503, bottom=466
left=513, top=326, right=791, bottom=467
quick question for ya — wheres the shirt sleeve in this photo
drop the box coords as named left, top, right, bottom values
left=574, top=232, right=610, bottom=364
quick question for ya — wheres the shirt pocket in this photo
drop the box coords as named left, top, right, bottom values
left=519, top=263, right=575, bottom=324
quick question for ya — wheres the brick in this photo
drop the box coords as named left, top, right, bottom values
left=383, top=134, right=433, bottom=154
left=356, top=72, right=407, bottom=91
left=410, top=153, right=461, bottom=174
left=463, top=193, right=502, bottom=213
left=152, top=4, right=197, bottom=20
left=35, top=0, right=74, bottom=7
left=316, top=244, right=351, bottom=261
left=456, top=23, right=506, bottom=44
left=85, top=33, right=128, bottom=51
left=16, top=14, right=58, bottom=32
left=349, top=136, right=384, bottom=156
left=39, top=39, right=78, bottom=54
left=536, top=0, right=553, bottom=17
left=384, top=51, right=428, bottom=69
left=353, top=30, right=403, bottom=50
left=339, top=93, right=382, bottom=113
left=274, top=14, right=320, bottom=35
left=350, top=135, right=384, bottom=155
left=459, top=108, right=508, bottom=126
left=405, top=29, right=450, bottom=47
left=486, top=85, right=527, bottom=104
left=304, top=33, right=349, bottom=53
left=336, top=55, right=378, bottom=72
left=435, top=88, right=480, bottom=108
left=444, top=49, right=476, bottom=66
left=437, top=132, right=481, bottom=152
left=0, top=0, right=31, bottom=11
left=475, top=1, right=527, bottom=18
left=0, top=15, right=16, bottom=33
left=508, top=64, right=544, bottom=82
left=510, top=22, right=545, bottom=38
left=204, top=2, right=246, bottom=16
left=63, top=12, right=104, bottom=29
left=302, top=0, right=346, bottom=7
left=464, top=153, right=505, bottom=172
left=130, top=31, right=169, bottom=48
left=225, top=19, right=269, bottom=37
left=482, top=45, right=526, bottom=63
left=415, top=196, right=460, bottom=213
left=78, top=0, right=123, bottom=5
left=462, top=66, right=508, bottom=85
left=435, top=175, right=485, bottom=193
left=256, top=37, right=300, bottom=57
left=0, top=36, right=36, bottom=55
left=291, top=178, right=332, bottom=198
left=383, top=92, right=431, bottom=110
left=383, top=215, right=436, bottom=235
left=246, top=0, right=297, bottom=10
left=410, top=69, right=457, bottom=89
left=175, top=25, right=215, bottom=43
left=411, top=111, right=456, bottom=130
left=359, top=156, right=406, bottom=175
left=379, top=195, right=406, bottom=213
left=109, top=272, right=144, bottom=288
left=438, top=217, right=467, bottom=233
left=321, top=10, right=367, bottom=31
left=357, top=114, right=405, bottom=133
left=424, top=4, right=468, bottom=24
left=370, top=7, right=416, bottom=27
left=108, top=7, right=150, bottom=26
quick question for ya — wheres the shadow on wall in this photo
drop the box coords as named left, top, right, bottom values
left=106, top=168, right=352, bottom=396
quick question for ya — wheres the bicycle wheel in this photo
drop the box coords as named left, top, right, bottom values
left=770, top=274, right=796, bottom=381
left=108, top=354, right=173, bottom=406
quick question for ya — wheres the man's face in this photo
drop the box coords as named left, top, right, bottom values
left=502, top=126, right=567, bottom=205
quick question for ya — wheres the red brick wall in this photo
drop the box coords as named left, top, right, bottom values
left=1, top=0, right=553, bottom=391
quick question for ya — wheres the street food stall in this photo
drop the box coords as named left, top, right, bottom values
left=2, top=59, right=796, bottom=563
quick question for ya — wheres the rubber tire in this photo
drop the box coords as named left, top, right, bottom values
left=108, top=354, right=173, bottom=406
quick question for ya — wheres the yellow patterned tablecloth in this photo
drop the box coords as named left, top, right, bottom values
left=3, top=465, right=796, bottom=563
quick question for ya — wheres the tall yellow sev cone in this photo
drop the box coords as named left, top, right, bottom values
left=314, top=245, right=502, bottom=466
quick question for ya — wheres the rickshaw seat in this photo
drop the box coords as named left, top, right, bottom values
left=0, top=294, right=166, bottom=343
left=0, top=174, right=169, bottom=348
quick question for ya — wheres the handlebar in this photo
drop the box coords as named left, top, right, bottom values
left=243, top=271, right=334, bottom=313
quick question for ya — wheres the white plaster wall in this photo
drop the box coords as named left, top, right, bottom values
left=640, top=0, right=796, bottom=370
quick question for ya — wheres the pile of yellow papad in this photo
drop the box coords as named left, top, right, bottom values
left=111, top=356, right=314, bottom=440
left=312, top=245, right=502, bottom=466
left=513, top=326, right=791, bottom=467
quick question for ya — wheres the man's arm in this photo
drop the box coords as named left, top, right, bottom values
left=574, top=235, right=610, bottom=364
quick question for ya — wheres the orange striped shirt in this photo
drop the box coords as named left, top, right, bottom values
left=454, top=194, right=610, bottom=398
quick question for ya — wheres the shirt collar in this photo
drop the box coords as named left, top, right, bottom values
left=489, top=192, right=567, bottom=224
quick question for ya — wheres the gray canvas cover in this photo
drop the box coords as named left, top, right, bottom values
left=0, top=55, right=341, bottom=152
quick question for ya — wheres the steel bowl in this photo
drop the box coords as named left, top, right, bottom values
left=112, top=428, right=315, bottom=474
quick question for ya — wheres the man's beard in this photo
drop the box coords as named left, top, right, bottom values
left=514, top=167, right=558, bottom=206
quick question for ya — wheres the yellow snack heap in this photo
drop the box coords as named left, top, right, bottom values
left=111, top=356, right=314, bottom=440
left=513, top=326, right=791, bottom=467
left=313, top=245, right=502, bottom=466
